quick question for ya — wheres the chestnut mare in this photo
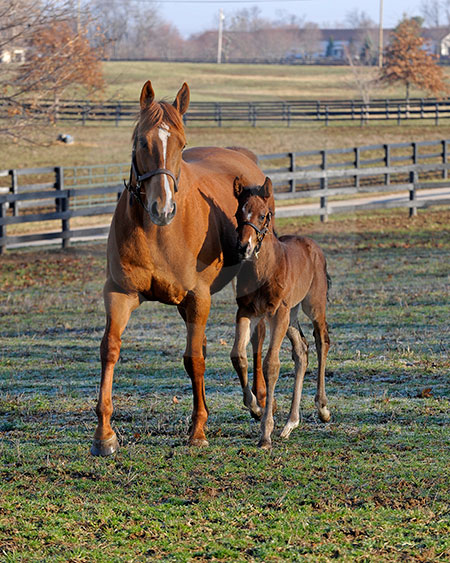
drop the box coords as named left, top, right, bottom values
left=232, top=177, right=331, bottom=449
left=91, top=81, right=267, bottom=456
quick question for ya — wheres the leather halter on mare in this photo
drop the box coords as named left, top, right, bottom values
left=241, top=211, right=273, bottom=258
left=124, top=146, right=179, bottom=212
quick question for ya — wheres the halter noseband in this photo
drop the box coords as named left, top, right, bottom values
left=124, top=148, right=179, bottom=211
left=241, top=211, right=272, bottom=258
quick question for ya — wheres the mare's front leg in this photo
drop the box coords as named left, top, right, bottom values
left=259, top=307, right=290, bottom=449
left=230, top=310, right=263, bottom=420
left=179, top=290, right=211, bottom=446
left=91, top=279, right=140, bottom=456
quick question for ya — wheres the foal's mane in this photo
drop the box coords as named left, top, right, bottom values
left=132, top=100, right=185, bottom=143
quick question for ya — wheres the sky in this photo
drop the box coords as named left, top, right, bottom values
left=157, top=0, right=423, bottom=38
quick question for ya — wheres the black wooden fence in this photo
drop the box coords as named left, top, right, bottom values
left=1, top=139, right=450, bottom=253
left=3, top=97, right=450, bottom=126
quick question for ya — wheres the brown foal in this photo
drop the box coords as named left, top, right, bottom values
left=231, top=177, right=331, bottom=449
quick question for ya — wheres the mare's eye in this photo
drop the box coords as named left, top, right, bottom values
left=259, top=214, right=266, bottom=221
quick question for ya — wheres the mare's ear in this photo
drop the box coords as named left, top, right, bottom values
left=261, top=177, right=273, bottom=198
left=173, top=82, right=190, bottom=115
left=233, top=176, right=243, bottom=198
left=140, top=80, right=155, bottom=109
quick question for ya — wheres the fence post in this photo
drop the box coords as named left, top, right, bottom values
left=287, top=104, right=291, bottom=127
left=325, top=105, right=329, bottom=126
left=409, top=170, right=417, bottom=218
left=320, top=150, right=328, bottom=222
left=9, top=169, right=18, bottom=217
left=354, top=147, right=360, bottom=189
left=435, top=103, right=439, bottom=126
left=289, top=152, right=296, bottom=193
left=214, top=103, right=222, bottom=127
left=384, top=144, right=391, bottom=186
left=115, top=102, right=121, bottom=127
left=0, top=199, right=5, bottom=255
left=442, top=140, right=448, bottom=180
left=397, top=104, right=401, bottom=125
left=55, top=167, right=70, bottom=248
left=386, top=99, right=389, bottom=120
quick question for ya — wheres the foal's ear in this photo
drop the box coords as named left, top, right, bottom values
left=261, top=177, right=273, bottom=198
left=173, top=82, right=190, bottom=115
left=233, top=176, right=244, bottom=198
left=140, top=80, right=155, bottom=109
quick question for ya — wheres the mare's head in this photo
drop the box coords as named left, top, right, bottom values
left=130, top=80, right=190, bottom=226
left=234, top=176, right=275, bottom=261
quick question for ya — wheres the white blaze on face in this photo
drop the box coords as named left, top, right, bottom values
left=241, top=202, right=255, bottom=254
left=158, top=122, right=173, bottom=214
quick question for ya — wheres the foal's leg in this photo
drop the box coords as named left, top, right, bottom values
left=231, top=310, right=263, bottom=419
left=91, top=279, right=140, bottom=456
left=280, top=306, right=309, bottom=439
left=259, top=308, right=290, bottom=449
left=251, top=319, right=266, bottom=409
left=302, top=297, right=331, bottom=423
left=179, top=290, right=211, bottom=446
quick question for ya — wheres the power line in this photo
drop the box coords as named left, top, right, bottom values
left=137, top=1, right=309, bottom=3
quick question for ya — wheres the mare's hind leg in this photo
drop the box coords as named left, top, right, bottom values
left=178, top=290, right=211, bottom=447
left=302, top=297, right=331, bottom=423
left=231, top=311, right=263, bottom=420
left=280, top=306, right=309, bottom=439
left=92, top=279, right=140, bottom=456
left=251, top=319, right=266, bottom=410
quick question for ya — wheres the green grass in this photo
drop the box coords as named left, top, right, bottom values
left=0, top=208, right=449, bottom=561
left=101, top=61, right=449, bottom=102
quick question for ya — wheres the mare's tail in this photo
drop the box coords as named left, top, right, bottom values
left=325, top=264, right=332, bottom=302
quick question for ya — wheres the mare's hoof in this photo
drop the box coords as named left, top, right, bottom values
left=318, top=407, right=331, bottom=423
left=91, top=434, right=119, bottom=457
left=189, top=437, right=209, bottom=447
left=250, top=409, right=262, bottom=421
left=258, top=439, right=272, bottom=450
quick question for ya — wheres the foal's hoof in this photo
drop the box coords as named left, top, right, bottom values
left=258, top=438, right=272, bottom=450
left=91, top=433, right=119, bottom=457
left=318, top=407, right=331, bottom=423
left=189, top=437, right=209, bottom=447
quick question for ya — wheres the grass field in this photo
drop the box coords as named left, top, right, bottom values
left=1, top=208, right=449, bottom=561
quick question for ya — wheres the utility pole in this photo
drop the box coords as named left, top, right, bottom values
left=378, top=0, right=384, bottom=67
left=217, top=8, right=225, bottom=64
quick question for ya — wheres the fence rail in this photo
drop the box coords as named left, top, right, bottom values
left=1, top=139, right=449, bottom=252
left=3, top=97, right=450, bottom=126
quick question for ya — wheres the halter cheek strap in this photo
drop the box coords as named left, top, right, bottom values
left=242, top=211, right=273, bottom=258
left=124, top=148, right=179, bottom=211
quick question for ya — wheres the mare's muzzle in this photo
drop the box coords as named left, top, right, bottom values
left=150, top=200, right=177, bottom=226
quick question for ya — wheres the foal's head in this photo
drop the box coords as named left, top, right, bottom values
left=234, top=177, right=275, bottom=261
left=131, top=80, right=189, bottom=226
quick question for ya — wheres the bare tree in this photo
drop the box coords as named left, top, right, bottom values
left=0, top=0, right=105, bottom=141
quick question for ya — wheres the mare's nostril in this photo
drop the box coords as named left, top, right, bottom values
left=151, top=201, right=159, bottom=216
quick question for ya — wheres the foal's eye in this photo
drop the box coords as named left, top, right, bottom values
left=259, top=214, right=266, bottom=221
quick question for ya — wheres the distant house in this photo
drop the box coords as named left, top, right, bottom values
left=1, top=48, right=26, bottom=63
